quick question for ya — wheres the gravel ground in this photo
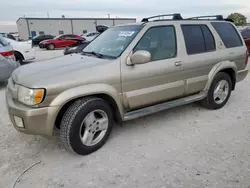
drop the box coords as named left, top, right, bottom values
left=1, top=50, right=250, bottom=188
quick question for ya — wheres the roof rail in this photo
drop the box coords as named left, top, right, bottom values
left=141, top=13, right=183, bottom=22
left=186, top=15, right=224, bottom=20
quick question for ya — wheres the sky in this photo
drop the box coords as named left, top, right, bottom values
left=1, top=0, right=250, bottom=32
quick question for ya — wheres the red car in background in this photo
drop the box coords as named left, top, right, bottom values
left=241, top=28, right=250, bottom=52
left=39, top=34, right=85, bottom=50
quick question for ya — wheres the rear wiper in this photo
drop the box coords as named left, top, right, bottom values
left=82, top=51, right=103, bottom=58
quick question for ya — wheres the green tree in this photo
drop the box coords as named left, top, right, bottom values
left=227, top=13, right=247, bottom=26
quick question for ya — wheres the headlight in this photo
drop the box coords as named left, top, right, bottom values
left=18, top=86, right=45, bottom=106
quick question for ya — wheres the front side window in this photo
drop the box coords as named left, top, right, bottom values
left=83, top=25, right=143, bottom=58
left=211, top=22, right=243, bottom=48
left=134, top=26, right=177, bottom=61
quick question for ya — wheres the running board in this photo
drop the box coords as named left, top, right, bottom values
left=124, top=92, right=206, bottom=121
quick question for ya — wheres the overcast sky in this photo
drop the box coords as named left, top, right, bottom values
left=1, top=0, right=250, bottom=32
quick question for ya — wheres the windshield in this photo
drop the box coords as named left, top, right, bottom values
left=54, top=35, right=62, bottom=39
left=83, top=25, right=143, bottom=58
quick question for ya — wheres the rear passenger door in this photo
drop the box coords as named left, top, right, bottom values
left=180, top=24, right=217, bottom=95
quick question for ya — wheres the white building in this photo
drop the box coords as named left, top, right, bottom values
left=17, top=17, right=136, bottom=40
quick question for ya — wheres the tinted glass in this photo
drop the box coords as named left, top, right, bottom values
left=182, top=25, right=206, bottom=55
left=134, top=26, right=176, bottom=61
left=0, top=37, right=9, bottom=47
left=201, top=25, right=215, bottom=51
left=242, top=30, right=250, bottom=39
left=83, top=25, right=143, bottom=58
left=211, top=22, right=243, bottom=48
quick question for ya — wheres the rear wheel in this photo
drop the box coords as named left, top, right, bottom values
left=14, top=51, right=24, bottom=65
left=60, top=97, right=114, bottom=155
left=201, top=72, right=232, bottom=109
left=47, top=44, right=55, bottom=50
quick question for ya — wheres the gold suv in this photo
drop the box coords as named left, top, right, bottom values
left=6, top=14, right=249, bottom=155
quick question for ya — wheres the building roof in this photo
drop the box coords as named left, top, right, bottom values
left=17, top=17, right=136, bottom=23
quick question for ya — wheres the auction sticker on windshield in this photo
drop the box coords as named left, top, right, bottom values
left=118, top=31, right=135, bottom=37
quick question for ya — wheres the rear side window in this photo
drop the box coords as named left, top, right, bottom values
left=181, top=25, right=215, bottom=55
left=211, top=22, right=243, bottom=48
left=0, top=37, right=9, bottom=47
left=201, top=25, right=215, bottom=51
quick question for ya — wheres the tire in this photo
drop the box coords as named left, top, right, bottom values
left=14, top=51, right=24, bottom=65
left=60, top=97, right=114, bottom=155
left=47, top=44, right=55, bottom=50
left=201, top=72, right=232, bottom=110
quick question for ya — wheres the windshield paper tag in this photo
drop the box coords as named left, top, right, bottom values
left=119, top=31, right=135, bottom=37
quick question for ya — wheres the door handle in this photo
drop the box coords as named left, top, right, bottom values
left=174, top=61, right=182, bottom=66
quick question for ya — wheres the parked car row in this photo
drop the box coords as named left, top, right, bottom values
left=38, top=34, right=85, bottom=50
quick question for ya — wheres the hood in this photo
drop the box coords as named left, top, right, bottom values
left=11, top=53, right=115, bottom=88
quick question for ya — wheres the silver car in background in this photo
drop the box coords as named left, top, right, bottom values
left=0, top=37, right=20, bottom=82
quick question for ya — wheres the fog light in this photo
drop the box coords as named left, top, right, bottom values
left=14, top=116, right=24, bottom=128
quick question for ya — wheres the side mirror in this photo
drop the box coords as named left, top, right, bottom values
left=129, top=50, right=151, bottom=65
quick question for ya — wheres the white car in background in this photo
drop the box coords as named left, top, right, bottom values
left=4, top=38, right=35, bottom=65
left=81, top=32, right=99, bottom=42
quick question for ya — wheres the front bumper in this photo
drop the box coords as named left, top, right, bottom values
left=6, top=89, right=59, bottom=136
left=39, top=43, right=45, bottom=48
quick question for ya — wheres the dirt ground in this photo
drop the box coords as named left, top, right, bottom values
left=1, top=50, right=250, bottom=188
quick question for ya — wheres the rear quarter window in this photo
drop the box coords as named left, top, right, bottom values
left=0, top=37, right=9, bottom=47
left=211, top=22, right=243, bottom=48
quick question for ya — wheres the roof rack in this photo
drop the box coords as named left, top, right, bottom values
left=186, top=15, right=224, bottom=20
left=141, top=13, right=183, bottom=22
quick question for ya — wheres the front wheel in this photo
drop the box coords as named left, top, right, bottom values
left=201, top=72, right=232, bottom=109
left=47, top=44, right=55, bottom=50
left=60, top=97, right=114, bottom=155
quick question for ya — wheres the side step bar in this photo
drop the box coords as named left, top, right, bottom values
left=124, top=92, right=206, bottom=121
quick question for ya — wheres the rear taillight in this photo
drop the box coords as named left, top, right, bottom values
left=246, top=51, right=249, bottom=65
left=0, top=50, right=14, bottom=58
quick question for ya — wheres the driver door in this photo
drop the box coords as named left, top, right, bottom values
left=121, top=25, right=185, bottom=110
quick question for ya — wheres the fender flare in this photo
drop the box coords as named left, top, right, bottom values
left=203, top=61, right=237, bottom=91
left=50, top=83, right=124, bottom=117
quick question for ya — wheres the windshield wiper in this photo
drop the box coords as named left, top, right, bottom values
left=82, top=51, right=104, bottom=58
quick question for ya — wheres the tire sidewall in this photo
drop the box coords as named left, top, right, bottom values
left=207, top=72, right=232, bottom=109
left=47, top=44, right=55, bottom=50
left=68, top=99, right=113, bottom=155
left=14, top=52, right=23, bottom=65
